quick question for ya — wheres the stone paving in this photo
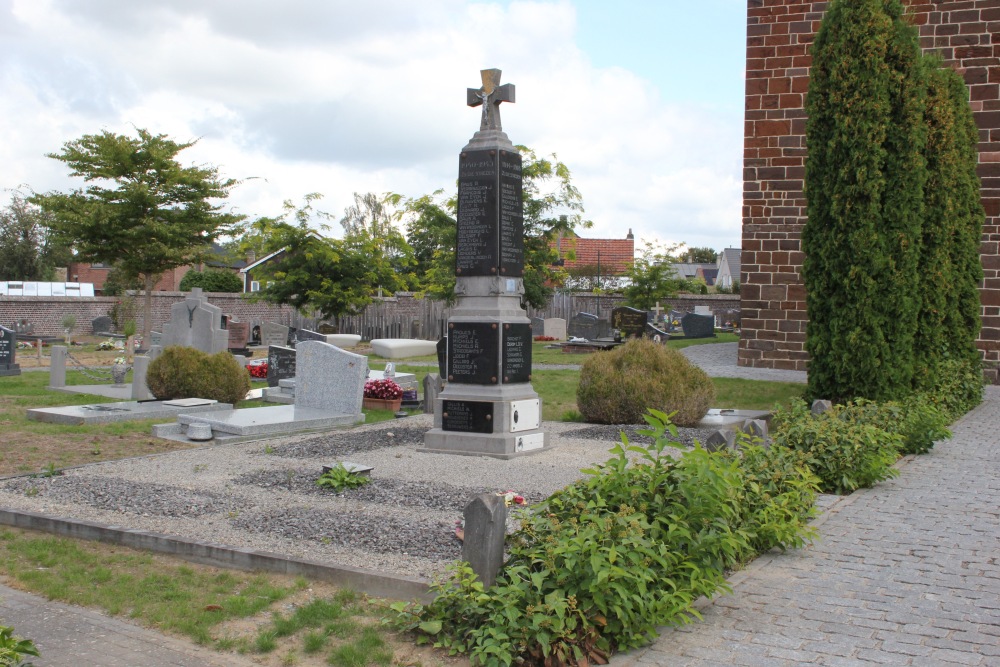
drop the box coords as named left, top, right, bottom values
left=612, top=384, right=1000, bottom=666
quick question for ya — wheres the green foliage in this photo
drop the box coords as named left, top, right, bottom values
left=919, top=358, right=983, bottom=421
left=833, top=397, right=951, bottom=456
left=146, top=346, right=251, bottom=406
left=99, top=263, right=145, bottom=296
left=32, top=128, right=244, bottom=343
left=0, top=624, right=40, bottom=666
left=393, top=410, right=817, bottom=665
left=0, top=191, right=70, bottom=281
left=622, top=241, right=684, bottom=310
left=683, top=246, right=718, bottom=264
left=404, top=190, right=457, bottom=302
left=803, top=0, right=926, bottom=403
left=914, top=58, right=985, bottom=383
left=107, top=296, right=138, bottom=332
left=315, top=465, right=371, bottom=492
left=577, top=339, right=714, bottom=426
left=771, top=399, right=902, bottom=494
left=339, top=192, right=416, bottom=290
left=179, top=268, right=243, bottom=293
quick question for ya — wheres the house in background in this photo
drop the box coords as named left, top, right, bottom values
left=238, top=230, right=326, bottom=293
left=716, top=248, right=742, bottom=289
left=549, top=229, right=635, bottom=288
left=670, top=261, right=717, bottom=285
left=67, top=243, right=247, bottom=294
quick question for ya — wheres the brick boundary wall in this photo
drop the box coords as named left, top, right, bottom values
left=741, top=0, right=1000, bottom=382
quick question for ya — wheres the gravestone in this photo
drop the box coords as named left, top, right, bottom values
left=543, top=317, right=567, bottom=340
left=668, top=310, right=684, bottom=332
left=160, top=288, right=229, bottom=354
left=530, top=317, right=545, bottom=337
left=267, top=345, right=296, bottom=388
left=811, top=399, right=833, bottom=416
left=91, top=316, right=113, bottom=335
left=611, top=306, right=648, bottom=340
left=251, top=325, right=261, bottom=345
left=704, top=430, right=735, bottom=453
left=423, top=373, right=443, bottom=414
left=294, top=340, right=367, bottom=415
left=694, top=305, right=713, bottom=316
left=568, top=312, right=601, bottom=340
left=294, top=328, right=326, bottom=344
left=131, top=355, right=152, bottom=401
left=149, top=331, right=163, bottom=348
left=48, top=345, right=66, bottom=387
left=227, top=320, right=250, bottom=354
left=260, top=322, right=290, bottom=348
left=436, top=337, right=448, bottom=377
left=317, top=323, right=337, bottom=334
left=681, top=313, right=715, bottom=339
left=462, top=494, right=508, bottom=588
left=0, top=325, right=20, bottom=376
left=423, top=68, right=548, bottom=458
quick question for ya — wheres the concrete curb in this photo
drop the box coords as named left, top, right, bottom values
left=0, top=507, right=432, bottom=603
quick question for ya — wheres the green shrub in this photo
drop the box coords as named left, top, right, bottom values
left=771, top=399, right=902, bottom=494
left=918, top=358, right=983, bottom=422
left=576, top=339, right=714, bottom=426
left=834, top=397, right=950, bottom=456
left=394, top=410, right=817, bottom=666
left=179, top=268, right=243, bottom=293
left=146, top=346, right=250, bottom=406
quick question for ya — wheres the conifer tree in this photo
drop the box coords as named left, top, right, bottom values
left=803, top=0, right=926, bottom=402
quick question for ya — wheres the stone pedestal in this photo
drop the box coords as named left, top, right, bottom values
left=422, top=69, right=548, bottom=459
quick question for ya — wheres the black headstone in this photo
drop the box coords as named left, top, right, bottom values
left=442, top=400, right=495, bottom=433
left=502, top=323, right=532, bottom=384
left=447, top=323, right=499, bottom=384
left=436, top=337, right=448, bottom=377
left=611, top=306, right=649, bottom=339
left=568, top=312, right=600, bottom=340
left=91, top=315, right=113, bottom=334
left=0, top=325, right=20, bottom=376
left=317, top=323, right=338, bottom=334
left=681, top=313, right=716, bottom=339
left=455, top=148, right=524, bottom=278
left=267, top=345, right=296, bottom=388
left=530, top=317, right=545, bottom=337
left=295, top=328, right=326, bottom=344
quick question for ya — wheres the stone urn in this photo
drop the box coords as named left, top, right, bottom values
left=111, top=362, right=129, bottom=386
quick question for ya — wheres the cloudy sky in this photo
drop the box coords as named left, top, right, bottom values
left=1, top=0, right=747, bottom=253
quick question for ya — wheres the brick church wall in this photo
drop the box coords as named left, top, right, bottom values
left=741, top=0, right=1000, bottom=381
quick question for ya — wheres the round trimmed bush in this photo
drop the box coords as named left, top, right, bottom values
left=146, top=346, right=251, bottom=406
left=576, top=338, right=715, bottom=426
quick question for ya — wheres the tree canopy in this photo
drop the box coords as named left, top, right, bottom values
left=622, top=240, right=685, bottom=309
left=0, top=192, right=71, bottom=281
left=32, top=128, right=244, bottom=341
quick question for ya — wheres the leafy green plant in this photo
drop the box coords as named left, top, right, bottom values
left=0, top=624, right=40, bottom=666
left=316, top=464, right=370, bottom=492
left=833, top=397, right=951, bottom=456
left=392, top=410, right=817, bottom=665
left=577, top=338, right=715, bottom=426
left=146, top=346, right=251, bottom=406
left=179, top=268, right=244, bottom=293
left=771, top=399, right=902, bottom=494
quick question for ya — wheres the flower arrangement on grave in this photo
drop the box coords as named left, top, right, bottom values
left=113, top=356, right=127, bottom=366
left=533, top=335, right=556, bottom=342
left=246, top=361, right=268, bottom=379
left=497, top=490, right=527, bottom=507
left=364, top=378, right=403, bottom=400
left=95, top=338, right=119, bottom=351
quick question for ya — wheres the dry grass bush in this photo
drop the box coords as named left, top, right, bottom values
left=576, top=338, right=715, bottom=426
left=146, top=346, right=251, bottom=406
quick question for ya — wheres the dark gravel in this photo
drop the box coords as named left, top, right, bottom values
left=265, top=426, right=428, bottom=458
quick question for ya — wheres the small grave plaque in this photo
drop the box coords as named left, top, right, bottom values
left=442, top=400, right=494, bottom=433
left=447, top=323, right=499, bottom=384
left=612, top=306, right=649, bottom=339
left=502, top=323, right=531, bottom=383
left=456, top=150, right=499, bottom=276
left=267, top=345, right=296, bottom=388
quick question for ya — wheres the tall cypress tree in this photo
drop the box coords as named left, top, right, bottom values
left=803, top=0, right=926, bottom=402
left=915, top=59, right=984, bottom=384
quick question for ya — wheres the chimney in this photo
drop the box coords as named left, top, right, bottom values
left=626, top=228, right=634, bottom=240
left=246, top=250, right=256, bottom=264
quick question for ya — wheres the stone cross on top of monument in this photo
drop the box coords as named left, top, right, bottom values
left=467, top=68, right=515, bottom=132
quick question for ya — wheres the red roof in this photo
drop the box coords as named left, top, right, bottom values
left=549, top=236, right=635, bottom=275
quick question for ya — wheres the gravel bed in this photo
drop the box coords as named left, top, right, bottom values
left=230, top=506, right=462, bottom=561
left=3, top=475, right=233, bottom=518
left=265, top=426, right=428, bottom=458
left=233, top=469, right=547, bottom=510
left=560, top=423, right=712, bottom=447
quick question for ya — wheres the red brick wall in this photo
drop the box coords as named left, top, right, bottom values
left=741, top=0, right=1000, bottom=381
left=67, top=263, right=226, bottom=294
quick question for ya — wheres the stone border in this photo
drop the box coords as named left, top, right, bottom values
left=0, top=507, right=432, bottom=603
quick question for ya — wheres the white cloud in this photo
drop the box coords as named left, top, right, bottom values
left=0, top=0, right=743, bottom=250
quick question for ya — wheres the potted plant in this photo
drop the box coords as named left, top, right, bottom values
left=362, top=377, right=403, bottom=411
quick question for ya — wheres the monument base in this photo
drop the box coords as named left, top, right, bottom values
left=0, top=364, right=20, bottom=377
left=420, top=384, right=551, bottom=459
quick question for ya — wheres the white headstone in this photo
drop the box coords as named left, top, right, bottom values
left=543, top=318, right=567, bottom=340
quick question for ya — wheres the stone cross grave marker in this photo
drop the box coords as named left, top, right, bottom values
left=160, top=288, right=229, bottom=354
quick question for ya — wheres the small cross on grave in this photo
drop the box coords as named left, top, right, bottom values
left=466, top=68, right=515, bottom=132
left=652, top=302, right=664, bottom=323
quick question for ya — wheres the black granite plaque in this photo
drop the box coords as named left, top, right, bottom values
left=498, top=149, right=523, bottom=277
left=295, top=328, right=326, bottom=344
left=456, top=150, right=498, bottom=276
left=502, top=323, right=532, bottom=383
left=447, top=322, right=499, bottom=384
left=612, top=306, right=649, bottom=339
left=0, top=325, right=19, bottom=376
left=442, top=400, right=494, bottom=433
left=267, top=345, right=296, bottom=388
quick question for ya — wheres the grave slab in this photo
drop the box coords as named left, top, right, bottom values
left=176, top=405, right=363, bottom=436
left=697, top=408, right=770, bottom=429
left=27, top=400, right=228, bottom=425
